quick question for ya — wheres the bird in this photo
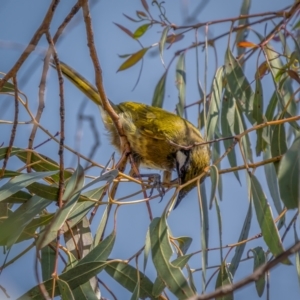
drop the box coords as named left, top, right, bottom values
left=53, top=61, right=210, bottom=208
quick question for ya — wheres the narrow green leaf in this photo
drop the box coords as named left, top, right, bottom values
left=64, top=200, right=96, bottom=230
left=131, top=281, right=140, bottom=300
left=271, top=123, right=287, bottom=172
left=0, top=80, right=15, bottom=93
left=17, top=214, right=53, bottom=244
left=117, top=47, right=149, bottom=72
left=221, top=90, right=240, bottom=182
left=207, top=67, right=223, bottom=141
left=41, top=246, right=56, bottom=281
left=37, top=165, right=85, bottom=249
left=79, top=169, right=118, bottom=192
left=78, top=231, right=115, bottom=264
left=251, top=174, right=290, bottom=264
left=0, top=171, right=58, bottom=202
left=159, top=26, right=169, bottom=66
left=17, top=261, right=111, bottom=300
left=16, top=151, right=72, bottom=182
left=92, top=204, right=110, bottom=247
left=212, top=141, right=223, bottom=200
left=209, top=165, right=218, bottom=209
left=200, top=183, right=209, bottom=291
left=64, top=217, right=93, bottom=260
left=293, top=225, right=300, bottom=286
left=133, top=23, right=151, bottom=38
left=215, top=198, right=223, bottom=263
left=63, top=164, right=85, bottom=200
left=171, top=254, right=194, bottom=269
left=251, top=246, right=266, bottom=297
left=0, top=169, right=21, bottom=178
left=152, top=253, right=194, bottom=297
left=173, top=236, right=193, bottom=255
left=149, top=217, right=194, bottom=299
left=71, top=281, right=99, bottom=300
left=105, top=261, right=154, bottom=299
left=152, top=71, right=167, bottom=108
left=152, top=276, right=165, bottom=297
left=263, top=148, right=284, bottom=218
left=229, top=200, right=252, bottom=276
left=0, top=146, right=22, bottom=160
left=27, top=182, right=59, bottom=200
left=235, top=105, right=253, bottom=163
left=57, top=278, right=75, bottom=300
left=253, top=77, right=265, bottom=156
left=224, top=47, right=254, bottom=123
left=265, top=91, right=278, bottom=122
left=37, top=192, right=81, bottom=249
left=143, top=227, right=151, bottom=271
left=1, top=190, right=31, bottom=203
left=215, top=262, right=233, bottom=300
left=175, top=53, right=186, bottom=118
left=0, top=195, right=51, bottom=247
left=278, top=135, right=300, bottom=209
left=236, top=0, right=251, bottom=59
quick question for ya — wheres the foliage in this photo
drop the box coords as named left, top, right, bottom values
left=0, top=0, right=300, bottom=299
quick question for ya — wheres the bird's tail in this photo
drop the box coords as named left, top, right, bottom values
left=51, top=60, right=109, bottom=108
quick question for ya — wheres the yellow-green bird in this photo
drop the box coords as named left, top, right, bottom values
left=54, top=61, right=210, bottom=208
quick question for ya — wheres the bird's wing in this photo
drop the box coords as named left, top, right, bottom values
left=118, top=102, right=203, bottom=145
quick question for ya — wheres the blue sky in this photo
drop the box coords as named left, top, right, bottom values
left=0, top=1, right=298, bottom=299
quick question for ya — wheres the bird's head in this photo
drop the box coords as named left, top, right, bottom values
left=173, top=144, right=210, bottom=209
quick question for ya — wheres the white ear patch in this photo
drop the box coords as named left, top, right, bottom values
left=176, top=151, right=187, bottom=170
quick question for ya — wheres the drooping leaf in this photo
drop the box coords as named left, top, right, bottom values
left=251, top=246, right=266, bottom=297
left=271, top=122, right=287, bottom=172
left=235, top=0, right=251, bottom=59
left=173, top=236, right=193, bottom=255
left=200, top=183, right=209, bottom=291
left=0, top=171, right=58, bottom=202
left=105, top=261, right=154, bottom=299
left=293, top=225, right=300, bottom=286
left=57, top=278, right=75, bottom=300
left=0, top=80, right=15, bottom=93
left=114, top=22, right=134, bottom=38
left=263, top=148, right=284, bottom=221
left=175, top=53, right=186, bottom=118
left=251, top=174, right=290, bottom=264
left=278, top=135, right=300, bottom=209
left=221, top=90, right=240, bottom=182
left=215, top=262, right=233, bottom=300
left=253, top=77, right=265, bottom=156
left=209, top=165, right=218, bottom=209
left=224, top=47, right=254, bottom=124
left=117, top=47, right=150, bottom=72
left=41, top=246, right=56, bottom=281
left=149, top=217, right=194, bottom=299
left=17, top=261, right=112, bottom=300
left=159, top=26, right=169, bottom=66
left=229, top=200, right=252, bottom=276
left=143, top=227, right=151, bottom=272
left=0, top=195, right=51, bottom=247
left=207, top=67, right=223, bottom=141
left=37, top=165, right=85, bottom=249
left=133, top=23, right=151, bottom=39
left=152, top=71, right=167, bottom=108
left=16, top=151, right=72, bottom=182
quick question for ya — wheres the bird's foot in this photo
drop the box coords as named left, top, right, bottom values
left=135, top=173, right=165, bottom=201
